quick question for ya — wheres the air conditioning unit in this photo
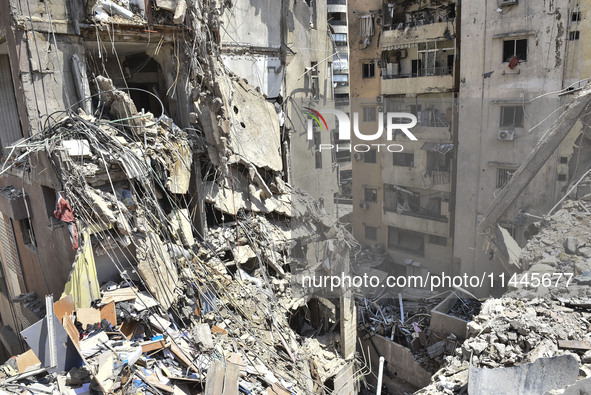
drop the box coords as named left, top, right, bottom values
left=378, top=106, right=384, bottom=113
left=395, top=49, right=408, bottom=59
left=497, top=0, right=517, bottom=6
left=354, top=153, right=364, bottom=160
left=376, top=95, right=383, bottom=103
left=359, top=202, right=369, bottom=210
left=497, top=129, right=515, bottom=141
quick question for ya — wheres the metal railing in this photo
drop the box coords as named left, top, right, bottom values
left=328, top=0, right=347, bottom=5
left=382, top=66, right=453, bottom=80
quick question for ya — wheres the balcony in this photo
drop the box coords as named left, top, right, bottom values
left=383, top=210, right=449, bottom=237
left=382, top=21, right=452, bottom=48
left=383, top=66, right=452, bottom=80
left=381, top=73, right=454, bottom=95
left=327, top=0, right=346, bottom=4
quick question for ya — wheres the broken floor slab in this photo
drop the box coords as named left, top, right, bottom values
left=468, top=354, right=579, bottom=395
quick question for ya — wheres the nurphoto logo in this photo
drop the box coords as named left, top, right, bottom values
left=304, top=107, right=419, bottom=152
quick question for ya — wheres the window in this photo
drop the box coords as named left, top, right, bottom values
left=306, top=0, right=317, bottom=29
left=333, top=74, right=348, bottom=86
left=362, top=62, right=375, bottom=78
left=20, top=219, right=36, bottom=249
left=569, top=31, right=580, bottom=40
left=333, top=33, right=347, bottom=46
left=558, top=174, right=567, bottom=181
left=496, top=168, right=515, bottom=188
left=364, top=187, right=378, bottom=203
left=314, top=132, right=322, bottom=169
left=429, top=235, right=447, bottom=246
left=503, top=39, right=527, bottom=62
left=363, top=106, right=376, bottom=122
left=364, top=149, right=377, bottom=163
left=559, top=156, right=568, bottom=164
left=393, top=152, right=414, bottom=167
left=388, top=227, right=424, bottom=256
left=572, top=11, right=581, bottom=22
left=384, top=185, right=397, bottom=212
left=500, top=106, right=524, bottom=128
left=360, top=15, right=374, bottom=40
left=365, top=225, right=378, bottom=241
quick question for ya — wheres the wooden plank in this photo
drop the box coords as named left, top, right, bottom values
left=558, top=339, right=591, bottom=350
left=16, top=349, right=41, bottom=373
left=170, top=342, right=199, bottom=373
left=120, top=320, right=138, bottom=339
left=101, top=288, right=138, bottom=304
left=141, top=339, right=166, bottom=353
left=76, top=308, right=101, bottom=329
left=53, top=295, right=75, bottom=322
left=100, top=301, right=117, bottom=325
left=62, top=315, right=80, bottom=348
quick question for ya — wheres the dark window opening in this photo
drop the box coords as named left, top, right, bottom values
left=364, top=149, right=377, bottom=163
left=569, top=31, right=580, bottom=40
left=500, top=106, right=524, bottom=128
left=393, top=152, right=414, bottom=167
left=388, top=226, right=424, bottom=256
left=365, top=225, right=378, bottom=241
left=572, top=12, right=581, bottom=22
left=559, top=156, right=568, bottom=164
left=497, top=168, right=515, bottom=188
left=20, top=219, right=36, bottom=250
left=558, top=174, right=567, bottom=181
left=429, top=235, right=447, bottom=246
left=503, top=39, right=527, bottom=62
left=363, top=106, right=377, bottom=122
left=362, top=62, right=375, bottom=78
left=364, top=187, right=378, bottom=203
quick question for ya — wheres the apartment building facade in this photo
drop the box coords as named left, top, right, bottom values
left=348, top=0, right=590, bottom=294
left=348, top=0, right=459, bottom=275
left=455, top=0, right=589, bottom=292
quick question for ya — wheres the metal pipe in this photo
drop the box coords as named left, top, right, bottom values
left=376, top=356, right=385, bottom=395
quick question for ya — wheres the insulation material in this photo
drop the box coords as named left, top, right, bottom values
left=61, top=233, right=101, bottom=309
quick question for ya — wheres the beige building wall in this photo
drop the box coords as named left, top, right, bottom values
left=348, top=0, right=458, bottom=275
left=454, top=0, right=578, bottom=294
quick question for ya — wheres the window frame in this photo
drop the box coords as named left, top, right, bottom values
left=502, top=38, right=527, bottom=62
left=364, top=149, right=377, bottom=163
left=500, top=105, right=524, bottom=128
left=364, top=187, right=378, bottom=203
left=365, top=225, right=378, bottom=241
left=362, top=62, right=376, bottom=78
left=363, top=106, right=377, bottom=122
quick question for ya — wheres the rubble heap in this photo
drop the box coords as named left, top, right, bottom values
left=0, top=72, right=351, bottom=393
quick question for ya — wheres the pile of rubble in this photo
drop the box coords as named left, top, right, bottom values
left=0, top=70, right=352, bottom=393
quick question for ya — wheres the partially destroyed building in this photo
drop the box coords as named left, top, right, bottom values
left=347, top=0, right=460, bottom=276
left=0, top=0, right=359, bottom=393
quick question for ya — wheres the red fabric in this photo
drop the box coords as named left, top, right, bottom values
left=54, top=196, right=75, bottom=223
left=54, top=195, right=78, bottom=249
left=508, top=56, right=519, bottom=70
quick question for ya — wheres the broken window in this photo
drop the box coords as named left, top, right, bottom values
left=496, top=168, right=516, bottom=188
left=503, top=39, right=527, bottom=62
left=569, top=31, right=580, bottom=40
left=388, top=226, right=425, bottom=256
left=500, top=106, right=524, bottom=128
left=393, top=152, right=414, bottom=167
left=20, top=219, right=36, bottom=250
left=306, top=0, right=317, bottom=29
left=364, top=149, right=377, bottom=163
left=384, top=184, right=397, bottom=212
left=362, top=62, right=375, bottom=78
left=364, top=187, right=378, bottom=203
left=365, top=225, right=378, bottom=241
left=333, top=33, right=347, bottom=46
left=429, top=235, right=447, bottom=246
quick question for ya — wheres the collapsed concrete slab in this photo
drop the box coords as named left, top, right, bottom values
left=468, top=355, right=579, bottom=395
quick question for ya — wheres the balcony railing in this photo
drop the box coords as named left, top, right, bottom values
left=328, top=0, right=346, bottom=5
left=430, top=170, right=450, bottom=185
left=329, top=20, right=347, bottom=26
left=383, top=66, right=453, bottom=80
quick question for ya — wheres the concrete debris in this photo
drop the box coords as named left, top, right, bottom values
left=0, top=44, right=351, bottom=394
